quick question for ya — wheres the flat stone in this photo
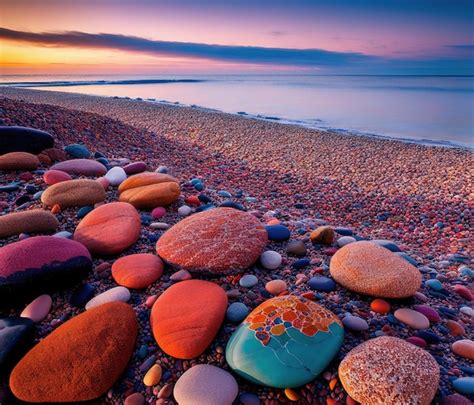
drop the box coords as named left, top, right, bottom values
left=0, top=126, right=54, bottom=155
left=43, top=169, right=72, bottom=185
left=0, top=210, right=59, bottom=238
left=64, top=144, right=90, bottom=159
left=452, top=377, right=474, bottom=395
left=112, top=253, right=164, bottom=289
left=226, top=295, right=344, bottom=388
left=308, top=276, right=336, bottom=292
left=123, top=162, right=147, bottom=174
left=452, top=339, right=474, bottom=360
left=338, top=336, right=439, bottom=405
left=174, top=364, right=238, bottom=405
left=156, top=208, right=267, bottom=274
left=9, top=302, right=137, bottom=402
left=240, top=274, right=258, bottom=288
left=50, top=159, right=107, bottom=176
left=413, top=305, right=440, bottom=322
left=0, top=152, right=39, bottom=171
left=119, top=182, right=181, bottom=209
left=394, top=308, right=430, bottom=329
left=20, top=294, right=52, bottom=323
left=118, top=172, right=178, bottom=193
left=342, top=315, right=369, bottom=331
left=41, top=179, right=106, bottom=208
left=286, top=240, right=307, bottom=256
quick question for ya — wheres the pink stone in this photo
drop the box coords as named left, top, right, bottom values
left=96, top=177, right=110, bottom=190
left=123, top=162, right=147, bottom=175
left=43, top=170, right=72, bottom=186
left=406, top=336, right=427, bottom=348
left=21, top=294, right=53, bottom=323
left=152, top=207, right=166, bottom=219
left=413, top=305, right=440, bottom=323
left=170, top=269, right=192, bottom=281
left=145, top=295, right=159, bottom=308
left=265, top=279, right=288, bottom=295
left=394, top=308, right=430, bottom=330
left=453, top=285, right=473, bottom=301
left=19, top=172, right=34, bottom=181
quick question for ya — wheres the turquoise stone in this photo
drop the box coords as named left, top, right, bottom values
left=225, top=295, right=344, bottom=388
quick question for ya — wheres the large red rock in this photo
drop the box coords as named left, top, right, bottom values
left=112, top=253, right=164, bottom=289
left=119, top=182, right=181, bottom=209
left=41, top=179, right=106, bottom=208
left=330, top=241, right=421, bottom=298
left=0, top=152, right=39, bottom=171
left=74, top=202, right=141, bottom=255
left=0, top=236, right=92, bottom=304
left=10, top=302, right=137, bottom=402
left=50, top=159, right=107, bottom=176
left=156, top=208, right=268, bottom=273
left=150, top=280, right=227, bottom=359
left=118, top=172, right=178, bottom=193
left=0, top=210, right=59, bottom=238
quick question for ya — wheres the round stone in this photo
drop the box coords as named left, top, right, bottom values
left=0, top=210, right=59, bottom=239
left=260, top=251, right=282, bottom=270
left=20, top=294, right=52, bottom=323
left=43, top=170, right=72, bottom=185
left=426, top=279, right=443, bottom=291
left=112, top=254, right=164, bottom=289
left=226, top=295, right=344, bottom=388
left=0, top=236, right=92, bottom=303
left=156, top=208, right=268, bottom=274
left=41, top=179, right=106, bottom=208
left=0, top=126, right=54, bottom=155
left=265, top=224, right=291, bottom=241
left=85, top=286, right=131, bottom=310
left=329, top=241, right=422, bottom=298
left=342, top=315, right=369, bottom=331
left=226, top=302, right=250, bottom=323
left=339, top=336, right=440, bottom=405
left=178, top=205, right=192, bottom=216
left=64, top=144, right=90, bottom=159
left=265, top=279, right=287, bottom=295
left=370, top=298, right=391, bottom=314
left=174, top=364, right=238, bottom=405
left=9, top=302, right=137, bottom=402
left=0, top=152, right=39, bottom=171
left=452, top=339, right=474, bottom=360
left=447, top=319, right=466, bottom=336
left=74, top=202, right=141, bottom=255
left=308, top=276, right=336, bottom=292
left=119, top=182, right=181, bottom=209
left=337, top=236, right=356, bottom=247
left=151, top=207, right=166, bottom=219
left=394, top=308, right=430, bottom=329
left=460, top=306, right=474, bottom=317
left=104, top=166, right=127, bottom=186
left=240, top=274, right=258, bottom=288
left=286, top=240, right=307, bottom=256
left=150, top=280, right=227, bottom=359
left=310, top=226, right=335, bottom=245
left=51, top=159, right=107, bottom=176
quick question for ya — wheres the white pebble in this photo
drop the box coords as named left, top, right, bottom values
left=85, top=286, right=130, bottom=310
left=104, top=166, right=127, bottom=186
left=150, top=222, right=170, bottom=230
left=337, top=236, right=356, bottom=247
left=260, top=250, right=282, bottom=270
left=178, top=205, right=192, bottom=216
left=460, top=306, right=474, bottom=317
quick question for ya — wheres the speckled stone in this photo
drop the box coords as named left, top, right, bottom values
left=452, top=339, right=474, bottom=360
left=156, top=208, right=268, bottom=274
left=330, top=241, right=421, bottom=298
left=394, top=308, right=430, bottom=330
left=0, top=210, right=59, bottom=239
left=41, top=179, right=106, bottom=208
left=339, top=336, right=439, bottom=405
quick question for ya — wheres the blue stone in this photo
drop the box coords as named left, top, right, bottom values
left=53, top=231, right=73, bottom=239
left=77, top=206, right=93, bottom=219
left=396, top=252, right=419, bottom=266
left=452, top=377, right=474, bottom=395
left=33, top=190, right=43, bottom=200
left=25, top=185, right=37, bottom=194
left=371, top=239, right=401, bottom=252
left=0, top=183, right=20, bottom=192
left=217, top=190, right=232, bottom=198
left=294, top=203, right=306, bottom=209
left=245, top=197, right=257, bottom=203
left=198, top=194, right=212, bottom=203
left=239, top=393, right=261, bottom=405
left=194, top=182, right=204, bottom=191
left=195, top=203, right=215, bottom=212
left=219, top=201, right=246, bottom=211
left=460, top=267, right=474, bottom=278
left=334, top=227, right=353, bottom=236
left=94, top=151, right=105, bottom=158
left=342, top=315, right=369, bottom=331
left=137, top=345, right=148, bottom=360
left=65, top=144, right=90, bottom=159
left=227, top=302, right=250, bottom=323
left=0, top=317, right=34, bottom=377
left=190, top=178, right=201, bottom=185
left=266, top=225, right=291, bottom=242
left=240, top=275, right=258, bottom=288
left=415, top=330, right=441, bottom=344
left=308, top=276, right=336, bottom=292
left=69, top=283, right=95, bottom=307
left=96, top=157, right=109, bottom=167
left=426, top=279, right=443, bottom=291
left=292, top=258, right=310, bottom=270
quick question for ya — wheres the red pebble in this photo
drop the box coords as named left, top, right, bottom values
left=453, top=285, right=473, bottom=301
left=406, top=336, right=427, bottom=348
left=19, top=172, right=33, bottom=181
left=185, top=195, right=200, bottom=206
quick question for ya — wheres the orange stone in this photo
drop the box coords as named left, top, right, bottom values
left=9, top=302, right=137, bottom=402
left=118, top=172, right=178, bottom=193
left=74, top=202, right=141, bottom=255
left=119, top=182, right=181, bottom=209
left=0, top=152, right=39, bottom=171
left=112, top=253, right=164, bottom=289
left=452, top=339, right=474, bottom=360
left=150, top=280, right=227, bottom=359
left=0, top=210, right=59, bottom=238
left=370, top=298, right=391, bottom=314
left=447, top=320, right=465, bottom=336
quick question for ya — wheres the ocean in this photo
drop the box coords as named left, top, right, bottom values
left=1, top=74, right=473, bottom=148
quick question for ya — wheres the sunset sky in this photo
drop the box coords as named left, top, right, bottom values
left=1, top=0, right=473, bottom=75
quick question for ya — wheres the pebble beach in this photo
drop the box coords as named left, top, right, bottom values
left=0, top=87, right=472, bottom=405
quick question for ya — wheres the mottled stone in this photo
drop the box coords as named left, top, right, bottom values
left=0, top=152, right=39, bottom=171
left=41, top=179, right=106, bottom=208
left=0, top=210, right=59, bottom=238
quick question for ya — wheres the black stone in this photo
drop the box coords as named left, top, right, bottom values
left=0, top=126, right=54, bottom=155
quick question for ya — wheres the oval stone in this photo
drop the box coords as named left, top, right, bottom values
left=0, top=126, right=54, bottom=155
left=105, top=166, right=127, bottom=186
left=452, top=339, right=474, bottom=360
left=156, top=208, right=268, bottom=274
left=41, top=179, right=106, bottom=208
left=0, top=236, right=92, bottom=303
left=174, top=364, right=238, bottom=405
left=150, top=280, right=227, bottom=359
left=394, top=308, right=430, bottom=330
left=9, top=302, right=137, bottom=402
left=0, top=210, right=59, bottom=239
left=118, top=172, right=178, bottom=193
left=43, top=169, right=72, bottom=185
left=20, top=294, right=52, bottom=323
left=50, top=159, right=107, bottom=176
left=85, top=286, right=131, bottom=310
left=226, top=295, right=344, bottom=388
left=123, top=162, right=147, bottom=174
left=112, top=253, right=164, bottom=289
left=330, top=241, right=421, bottom=298
left=0, top=152, right=39, bottom=171
left=339, top=336, right=439, bottom=405
left=119, top=182, right=181, bottom=209
left=74, top=202, right=141, bottom=255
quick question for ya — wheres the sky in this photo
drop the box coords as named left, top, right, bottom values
left=1, top=0, right=473, bottom=75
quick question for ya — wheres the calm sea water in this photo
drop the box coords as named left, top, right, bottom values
left=1, top=74, right=473, bottom=148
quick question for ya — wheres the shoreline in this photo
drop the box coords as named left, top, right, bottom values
left=1, top=86, right=472, bottom=151
left=0, top=94, right=472, bottom=404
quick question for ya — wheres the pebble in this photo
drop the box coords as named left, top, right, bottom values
left=104, top=166, right=127, bottom=186
left=265, top=224, right=291, bottom=241
left=151, top=207, right=166, bottom=218
left=124, top=392, right=145, bottom=405
left=240, top=274, right=258, bottom=288
left=370, top=298, right=390, bottom=314
left=342, top=315, right=369, bottom=331
left=394, top=308, right=430, bottom=330
left=239, top=393, right=261, bottom=405
left=265, top=279, right=287, bottom=295
left=310, top=226, right=334, bottom=245
left=143, top=364, right=162, bottom=386
left=286, top=240, right=307, bottom=256
left=426, top=279, right=443, bottom=291
left=452, top=377, right=474, bottom=395
left=226, top=302, right=250, bottom=322
left=85, top=286, right=131, bottom=310
left=69, top=284, right=95, bottom=307
left=337, top=236, right=356, bottom=247
left=20, top=294, right=52, bottom=323
left=413, top=305, right=440, bottom=322
left=460, top=306, right=474, bottom=317
left=308, top=276, right=336, bottom=292
left=178, top=205, right=192, bottom=216
left=170, top=269, right=192, bottom=281
left=452, top=339, right=474, bottom=360
left=260, top=250, right=282, bottom=270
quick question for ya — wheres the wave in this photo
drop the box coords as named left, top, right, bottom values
left=0, top=79, right=206, bottom=88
